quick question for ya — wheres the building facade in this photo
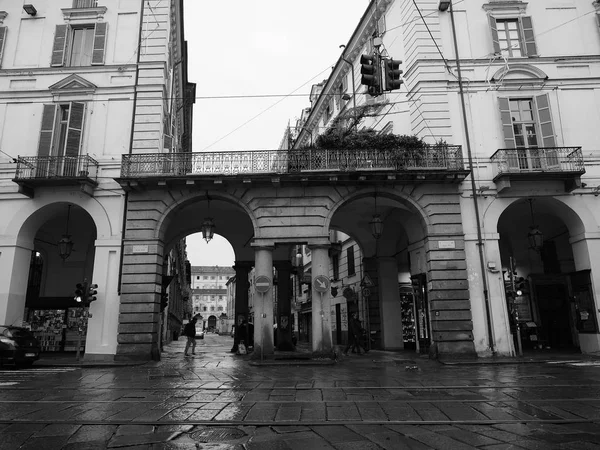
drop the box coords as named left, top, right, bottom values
left=0, top=0, right=194, bottom=360
left=189, top=266, right=235, bottom=333
left=288, top=0, right=600, bottom=356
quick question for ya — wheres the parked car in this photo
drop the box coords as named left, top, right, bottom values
left=0, top=325, right=41, bottom=367
left=195, top=327, right=204, bottom=339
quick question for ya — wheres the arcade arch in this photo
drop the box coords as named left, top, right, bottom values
left=483, top=196, right=600, bottom=355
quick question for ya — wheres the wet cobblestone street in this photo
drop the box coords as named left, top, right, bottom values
left=1, top=334, right=600, bottom=449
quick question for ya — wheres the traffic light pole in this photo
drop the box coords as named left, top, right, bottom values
left=509, top=257, right=523, bottom=356
left=340, top=56, right=358, bottom=130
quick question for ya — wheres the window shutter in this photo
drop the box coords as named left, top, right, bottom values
left=38, top=105, right=56, bottom=157
left=535, top=94, right=556, bottom=148
left=92, top=22, right=107, bottom=65
left=498, top=97, right=516, bottom=149
left=0, top=27, right=7, bottom=68
left=520, top=16, right=538, bottom=57
left=65, top=102, right=86, bottom=157
left=488, top=16, right=501, bottom=54
left=51, top=25, right=68, bottom=67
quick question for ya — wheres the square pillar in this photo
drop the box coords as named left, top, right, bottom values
left=0, top=243, right=33, bottom=326
left=309, top=245, right=333, bottom=354
left=253, top=246, right=274, bottom=358
left=84, top=240, right=121, bottom=361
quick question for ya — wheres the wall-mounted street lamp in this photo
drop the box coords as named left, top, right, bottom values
left=438, top=1, right=451, bottom=11
left=369, top=193, right=383, bottom=239
left=58, top=205, right=74, bottom=260
left=23, top=4, right=37, bottom=16
left=527, top=199, right=544, bottom=252
left=201, top=193, right=215, bottom=243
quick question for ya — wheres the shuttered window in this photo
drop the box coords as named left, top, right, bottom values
left=489, top=16, right=537, bottom=57
left=92, top=22, right=107, bottom=65
left=498, top=95, right=556, bottom=170
left=51, top=23, right=107, bottom=67
left=37, top=102, right=86, bottom=158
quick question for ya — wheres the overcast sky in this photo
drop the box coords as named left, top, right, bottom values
left=183, top=0, right=369, bottom=266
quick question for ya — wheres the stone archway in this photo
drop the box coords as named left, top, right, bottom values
left=0, top=196, right=122, bottom=360
left=493, top=197, right=600, bottom=354
left=327, top=185, right=476, bottom=357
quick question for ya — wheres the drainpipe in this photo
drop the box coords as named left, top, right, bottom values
left=117, top=0, right=145, bottom=295
left=447, top=2, right=495, bottom=353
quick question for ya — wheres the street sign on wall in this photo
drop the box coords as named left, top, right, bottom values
left=313, top=275, right=330, bottom=293
left=255, top=276, right=271, bottom=293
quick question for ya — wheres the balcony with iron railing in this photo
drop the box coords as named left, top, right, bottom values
left=72, top=0, right=98, bottom=8
left=490, top=147, right=585, bottom=192
left=13, top=155, right=99, bottom=198
left=118, top=145, right=468, bottom=188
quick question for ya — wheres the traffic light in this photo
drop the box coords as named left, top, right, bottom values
left=515, top=277, right=527, bottom=296
left=75, top=282, right=86, bottom=304
left=384, top=58, right=403, bottom=91
left=360, top=53, right=381, bottom=96
left=160, top=292, right=169, bottom=311
left=87, top=283, right=98, bottom=306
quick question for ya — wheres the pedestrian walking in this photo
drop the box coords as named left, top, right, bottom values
left=183, top=316, right=198, bottom=356
left=344, top=311, right=365, bottom=355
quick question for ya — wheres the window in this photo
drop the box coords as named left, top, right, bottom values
left=203, top=306, right=207, bottom=312
left=51, top=23, right=107, bottom=67
left=210, top=306, right=215, bottom=311
left=218, top=306, right=223, bottom=311
left=347, top=246, right=356, bottom=276
left=196, top=276, right=200, bottom=280
left=37, top=102, right=86, bottom=177
left=332, top=254, right=340, bottom=281
left=489, top=15, right=536, bottom=57
left=498, top=94, right=557, bottom=170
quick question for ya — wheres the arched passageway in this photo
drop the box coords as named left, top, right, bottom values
left=495, top=197, right=599, bottom=354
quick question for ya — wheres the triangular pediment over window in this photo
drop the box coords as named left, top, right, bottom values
left=49, top=74, right=97, bottom=95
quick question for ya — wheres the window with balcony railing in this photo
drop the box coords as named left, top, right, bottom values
left=73, top=0, right=98, bottom=8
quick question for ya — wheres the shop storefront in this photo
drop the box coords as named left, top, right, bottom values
left=24, top=297, right=87, bottom=353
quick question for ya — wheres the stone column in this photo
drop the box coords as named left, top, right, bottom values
left=0, top=242, right=33, bottom=326
left=275, top=260, right=294, bottom=351
left=377, top=256, right=403, bottom=350
left=253, top=246, right=274, bottom=358
left=310, top=245, right=333, bottom=354
left=231, top=261, right=252, bottom=352
left=84, top=240, right=121, bottom=361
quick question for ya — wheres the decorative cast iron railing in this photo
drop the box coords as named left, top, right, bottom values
left=73, top=0, right=98, bottom=8
left=120, top=146, right=464, bottom=178
left=490, top=147, right=585, bottom=176
left=14, top=155, right=99, bottom=181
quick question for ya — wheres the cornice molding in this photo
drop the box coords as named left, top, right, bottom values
left=483, top=1, right=528, bottom=14
left=61, top=6, right=107, bottom=23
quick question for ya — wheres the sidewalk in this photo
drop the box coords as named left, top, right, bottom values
left=33, top=337, right=600, bottom=368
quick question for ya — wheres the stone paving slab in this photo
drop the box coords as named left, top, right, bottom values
left=2, top=335, right=600, bottom=449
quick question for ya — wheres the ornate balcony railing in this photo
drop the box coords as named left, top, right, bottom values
left=490, top=147, right=585, bottom=176
left=73, top=0, right=98, bottom=8
left=121, top=146, right=465, bottom=178
left=14, top=155, right=99, bottom=181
